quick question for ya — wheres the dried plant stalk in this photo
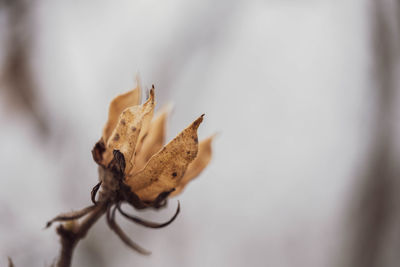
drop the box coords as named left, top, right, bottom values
left=46, top=86, right=214, bottom=267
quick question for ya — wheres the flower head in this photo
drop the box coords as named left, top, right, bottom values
left=93, top=85, right=213, bottom=203
left=47, top=83, right=213, bottom=255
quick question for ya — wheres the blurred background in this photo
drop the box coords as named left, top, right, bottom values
left=0, top=0, right=399, bottom=266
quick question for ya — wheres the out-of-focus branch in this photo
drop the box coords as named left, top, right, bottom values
left=345, top=1, right=400, bottom=266
left=7, top=257, right=14, bottom=267
left=0, top=0, right=49, bottom=136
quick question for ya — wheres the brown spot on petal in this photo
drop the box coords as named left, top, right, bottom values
left=102, top=87, right=141, bottom=143
left=121, top=119, right=126, bottom=125
left=171, top=134, right=215, bottom=197
left=131, top=126, right=137, bottom=131
left=126, top=114, right=204, bottom=201
left=105, top=95, right=154, bottom=170
left=113, top=133, right=120, bottom=141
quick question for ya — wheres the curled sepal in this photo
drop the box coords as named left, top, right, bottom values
left=92, top=140, right=106, bottom=166
left=119, top=182, right=174, bottom=210
left=106, top=205, right=151, bottom=255
left=46, top=205, right=97, bottom=228
left=91, top=182, right=102, bottom=204
left=146, top=188, right=175, bottom=209
left=108, top=150, right=126, bottom=178
left=117, top=201, right=180, bottom=228
left=126, top=114, right=204, bottom=201
left=119, top=182, right=149, bottom=209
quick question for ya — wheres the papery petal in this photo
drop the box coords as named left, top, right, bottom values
left=131, top=105, right=171, bottom=174
left=103, top=89, right=155, bottom=169
left=125, top=115, right=204, bottom=201
left=129, top=87, right=158, bottom=170
left=102, top=86, right=141, bottom=144
left=170, top=134, right=214, bottom=197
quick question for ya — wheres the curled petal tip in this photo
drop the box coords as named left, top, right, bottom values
left=149, top=87, right=155, bottom=101
left=144, top=87, right=155, bottom=105
left=192, top=115, right=204, bottom=128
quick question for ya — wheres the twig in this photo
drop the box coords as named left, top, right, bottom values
left=55, top=203, right=107, bottom=267
left=7, top=257, right=14, bottom=267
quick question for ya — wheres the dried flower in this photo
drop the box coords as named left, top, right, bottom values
left=47, top=84, right=213, bottom=256
left=95, top=85, right=213, bottom=202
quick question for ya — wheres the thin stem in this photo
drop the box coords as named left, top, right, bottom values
left=55, top=203, right=107, bottom=267
left=46, top=205, right=97, bottom=228
left=106, top=204, right=151, bottom=255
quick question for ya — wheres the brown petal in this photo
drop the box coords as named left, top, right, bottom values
left=170, top=134, right=214, bottom=197
left=125, top=114, right=204, bottom=201
left=131, top=105, right=171, bottom=174
left=102, top=87, right=141, bottom=144
left=130, top=87, right=156, bottom=169
left=103, top=89, right=155, bottom=169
